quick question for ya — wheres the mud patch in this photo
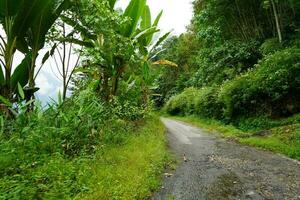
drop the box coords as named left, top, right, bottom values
left=206, top=172, right=243, bottom=200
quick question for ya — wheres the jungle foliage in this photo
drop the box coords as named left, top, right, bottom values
left=159, top=0, right=300, bottom=135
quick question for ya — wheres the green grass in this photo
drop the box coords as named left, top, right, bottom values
left=76, top=115, right=169, bottom=200
left=0, top=114, right=169, bottom=200
left=167, top=115, right=300, bottom=160
left=239, top=137, right=300, bottom=159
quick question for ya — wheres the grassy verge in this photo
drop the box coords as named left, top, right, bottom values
left=167, top=115, right=300, bottom=160
left=77, top=114, right=169, bottom=199
left=0, top=114, right=169, bottom=200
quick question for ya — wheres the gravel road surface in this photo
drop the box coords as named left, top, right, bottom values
left=153, top=118, right=300, bottom=200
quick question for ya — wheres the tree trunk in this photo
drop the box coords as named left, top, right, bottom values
left=62, top=24, right=67, bottom=101
left=271, top=0, right=283, bottom=43
left=111, top=75, right=119, bottom=96
left=101, top=73, right=109, bottom=101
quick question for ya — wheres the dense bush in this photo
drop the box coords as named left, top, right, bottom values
left=165, top=86, right=222, bottom=119
left=259, top=38, right=283, bottom=56
left=164, top=88, right=199, bottom=115
left=187, top=40, right=261, bottom=87
left=219, top=46, right=300, bottom=119
left=166, top=47, right=300, bottom=122
left=193, top=86, right=222, bottom=119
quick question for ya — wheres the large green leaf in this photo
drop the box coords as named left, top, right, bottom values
left=0, top=0, right=23, bottom=17
left=150, top=32, right=171, bottom=53
left=122, top=0, right=146, bottom=37
left=11, top=53, right=32, bottom=91
left=0, top=95, right=12, bottom=107
left=61, top=15, right=97, bottom=40
left=134, top=27, right=158, bottom=41
left=141, top=5, right=151, bottom=30
left=153, top=10, right=163, bottom=27
left=31, top=0, right=54, bottom=50
left=135, top=27, right=159, bottom=48
left=0, top=63, right=4, bottom=86
left=12, top=0, right=44, bottom=38
left=16, top=37, right=29, bottom=54
left=141, top=8, right=163, bottom=46
left=31, top=0, right=71, bottom=50
left=142, top=61, right=150, bottom=82
left=108, top=0, right=117, bottom=10
left=141, top=5, right=155, bottom=45
left=17, top=83, right=25, bottom=99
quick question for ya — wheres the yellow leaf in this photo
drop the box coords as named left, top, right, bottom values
left=152, top=60, right=178, bottom=67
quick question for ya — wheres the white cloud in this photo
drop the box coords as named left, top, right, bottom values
left=36, top=73, right=55, bottom=95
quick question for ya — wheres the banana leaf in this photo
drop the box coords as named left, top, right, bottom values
left=30, top=0, right=71, bottom=51
left=108, top=0, right=117, bottom=10
left=11, top=0, right=44, bottom=38
left=153, top=10, right=163, bottom=27
left=0, top=63, right=4, bottom=86
left=122, top=0, right=146, bottom=37
left=10, top=53, right=32, bottom=91
left=141, top=5, right=151, bottom=30
left=0, top=0, right=23, bottom=18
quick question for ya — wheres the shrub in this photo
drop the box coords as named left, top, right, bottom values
left=194, top=86, right=222, bottom=119
left=219, top=47, right=300, bottom=119
left=165, top=86, right=222, bottom=119
left=189, top=40, right=261, bottom=87
left=164, top=88, right=199, bottom=115
left=167, top=47, right=300, bottom=122
left=259, top=38, right=283, bottom=56
left=218, top=72, right=262, bottom=120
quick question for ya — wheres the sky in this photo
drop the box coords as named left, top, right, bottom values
left=2, top=0, right=194, bottom=104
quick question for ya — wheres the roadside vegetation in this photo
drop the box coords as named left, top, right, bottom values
left=0, top=0, right=171, bottom=199
left=154, top=0, right=300, bottom=160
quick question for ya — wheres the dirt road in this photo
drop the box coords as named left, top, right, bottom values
left=153, top=118, right=300, bottom=200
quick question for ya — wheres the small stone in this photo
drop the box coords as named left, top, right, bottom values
left=233, top=181, right=237, bottom=184
left=246, top=191, right=255, bottom=197
left=183, top=154, right=188, bottom=162
left=164, top=173, right=173, bottom=177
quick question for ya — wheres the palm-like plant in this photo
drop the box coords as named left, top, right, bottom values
left=0, top=0, right=29, bottom=101
left=105, top=0, right=176, bottom=96
left=0, top=0, right=70, bottom=105
left=60, top=0, right=175, bottom=100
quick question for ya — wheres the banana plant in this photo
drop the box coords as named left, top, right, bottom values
left=0, top=0, right=70, bottom=105
left=0, top=0, right=28, bottom=101
left=61, top=0, right=173, bottom=99
left=114, top=0, right=175, bottom=94
left=129, top=3, right=177, bottom=85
